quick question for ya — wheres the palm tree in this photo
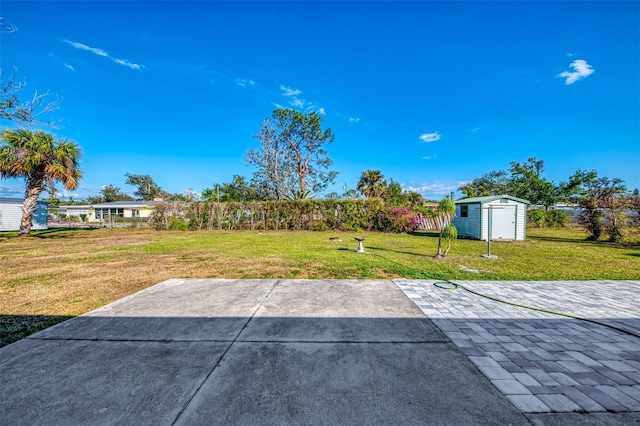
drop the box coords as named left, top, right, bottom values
left=357, top=169, right=385, bottom=198
left=0, top=128, right=81, bottom=236
left=434, top=196, right=457, bottom=258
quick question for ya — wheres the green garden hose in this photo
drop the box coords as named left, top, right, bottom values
left=426, top=274, right=640, bottom=340
left=367, top=250, right=640, bottom=339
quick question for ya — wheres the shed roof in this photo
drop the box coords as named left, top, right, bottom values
left=455, top=195, right=529, bottom=205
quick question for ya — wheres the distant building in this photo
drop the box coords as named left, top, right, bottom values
left=59, top=201, right=156, bottom=222
left=452, top=195, right=529, bottom=241
left=0, top=198, right=48, bottom=231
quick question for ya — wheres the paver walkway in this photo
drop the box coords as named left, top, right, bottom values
left=394, top=279, right=640, bottom=414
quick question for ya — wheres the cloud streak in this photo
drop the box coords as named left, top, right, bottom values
left=278, top=84, right=325, bottom=115
left=419, top=132, right=441, bottom=143
left=404, top=181, right=466, bottom=197
left=558, top=59, right=594, bottom=85
left=280, top=85, right=301, bottom=96
left=235, top=78, right=256, bottom=88
left=63, top=39, right=143, bottom=70
left=63, top=39, right=108, bottom=57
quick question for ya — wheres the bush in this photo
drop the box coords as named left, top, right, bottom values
left=527, top=209, right=568, bottom=228
left=528, top=209, right=545, bottom=228
left=383, top=207, right=420, bottom=233
left=545, top=210, right=568, bottom=228
left=169, top=218, right=189, bottom=231
left=150, top=199, right=423, bottom=233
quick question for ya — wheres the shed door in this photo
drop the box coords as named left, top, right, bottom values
left=490, top=206, right=516, bottom=240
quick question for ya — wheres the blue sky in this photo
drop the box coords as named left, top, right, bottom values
left=1, top=1, right=639, bottom=200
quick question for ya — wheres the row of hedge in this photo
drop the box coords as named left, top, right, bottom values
left=527, top=209, right=569, bottom=228
left=150, top=199, right=440, bottom=232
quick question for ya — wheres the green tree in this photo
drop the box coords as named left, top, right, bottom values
left=380, top=179, right=426, bottom=208
left=628, top=190, right=640, bottom=228
left=202, top=175, right=260, bottom=202
left=357, top=170, right=386, bottom=198
left=434, top=196, right=457, bottom=258
left=245, top=108, right=338, bottom=200
left=125, top=173, right=165, bottom=200
left=566, top=170, right=628, bottom=241
left=0, top=128, right=81, bottom=236
left=459, top=170, right=510, bottom=198
left=342, top=188, right=361, bottom=199
left=508, top=158, right=557, bottom=207
left=99, top=184, right=133, bottom=202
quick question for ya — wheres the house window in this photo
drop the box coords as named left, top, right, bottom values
left=131, top=209, right=140, bottom=217
left=500, top=198, right=508, bottom=203
left=460, top=205, right=468, bottom=218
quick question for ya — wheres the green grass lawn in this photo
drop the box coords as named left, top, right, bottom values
left=1, top=226, right=639, bottom=346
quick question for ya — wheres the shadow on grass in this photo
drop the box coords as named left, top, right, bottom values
left=366, top=245, right=430, bottom=258
left=528, top=235, right=590, bottom=244
left=0, top=315, right=74, bottom=348
left=32, top=227, right=100, bottom=238
left=410, top=231, right=440, bottom=238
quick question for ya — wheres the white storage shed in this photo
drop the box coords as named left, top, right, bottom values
left=0, top=198, right=49, bottom=232
left=452, top=195, right=529, bottom=241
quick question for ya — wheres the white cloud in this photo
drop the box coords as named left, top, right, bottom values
left=419, top=132, right=441, bottom=143
left=558, top=59, right=594, bottom=85
left=470, top=127, right=481, bottom=133
left=421, top=155, right=437, bottom=160
left=348, top=117, right=360, bottom=123
left=0, top=185, right=23, bottom=197
left=235, top=78, right=256, bottom=87
left=113, top=58, right=143, bottom=70
left=64, top=63, right=75, bottom=71
left=277, top=83, right=326, bottom=115
left=63, top=39, right=143, bottom=70
left=290, top=98, right=305, bottom=108
left=280, top=85, right=302, bottom=96
left=404, top=181, right=466, bottom=197
left=63, top=39, right=108, bottom=57
left=273, top=103, right=287, bottom=109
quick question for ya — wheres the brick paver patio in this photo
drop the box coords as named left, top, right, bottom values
left=394, top=279, right=640, bottom=413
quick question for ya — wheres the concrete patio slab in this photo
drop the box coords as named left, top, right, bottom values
left=240, top=279, right=446, bottom=342
left=33, top=278, right=276, bottom=341
left=0, top=338, right=229, bottom=425
left=174, top=342, right=522, bottom=425
left=0, top=278, right=527, bottom=425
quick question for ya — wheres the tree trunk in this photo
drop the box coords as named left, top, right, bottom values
left=435, top=230, right=444, bottom=258
left=19, top=173, right=45, bottom=237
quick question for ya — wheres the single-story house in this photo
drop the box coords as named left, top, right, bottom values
left=452, top=195, right=529, bottom=241
left=57, top=205, right=91, bottom=219
left=0, top=198, right=48, bottom=231
left=59, top=201, right=156, bottom=222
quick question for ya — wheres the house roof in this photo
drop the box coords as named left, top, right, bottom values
left=91, top=201, right=156, bottom=208
left=455, top=195, right=530, bottom=205
left=59, top=201, right=156, bottom=208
